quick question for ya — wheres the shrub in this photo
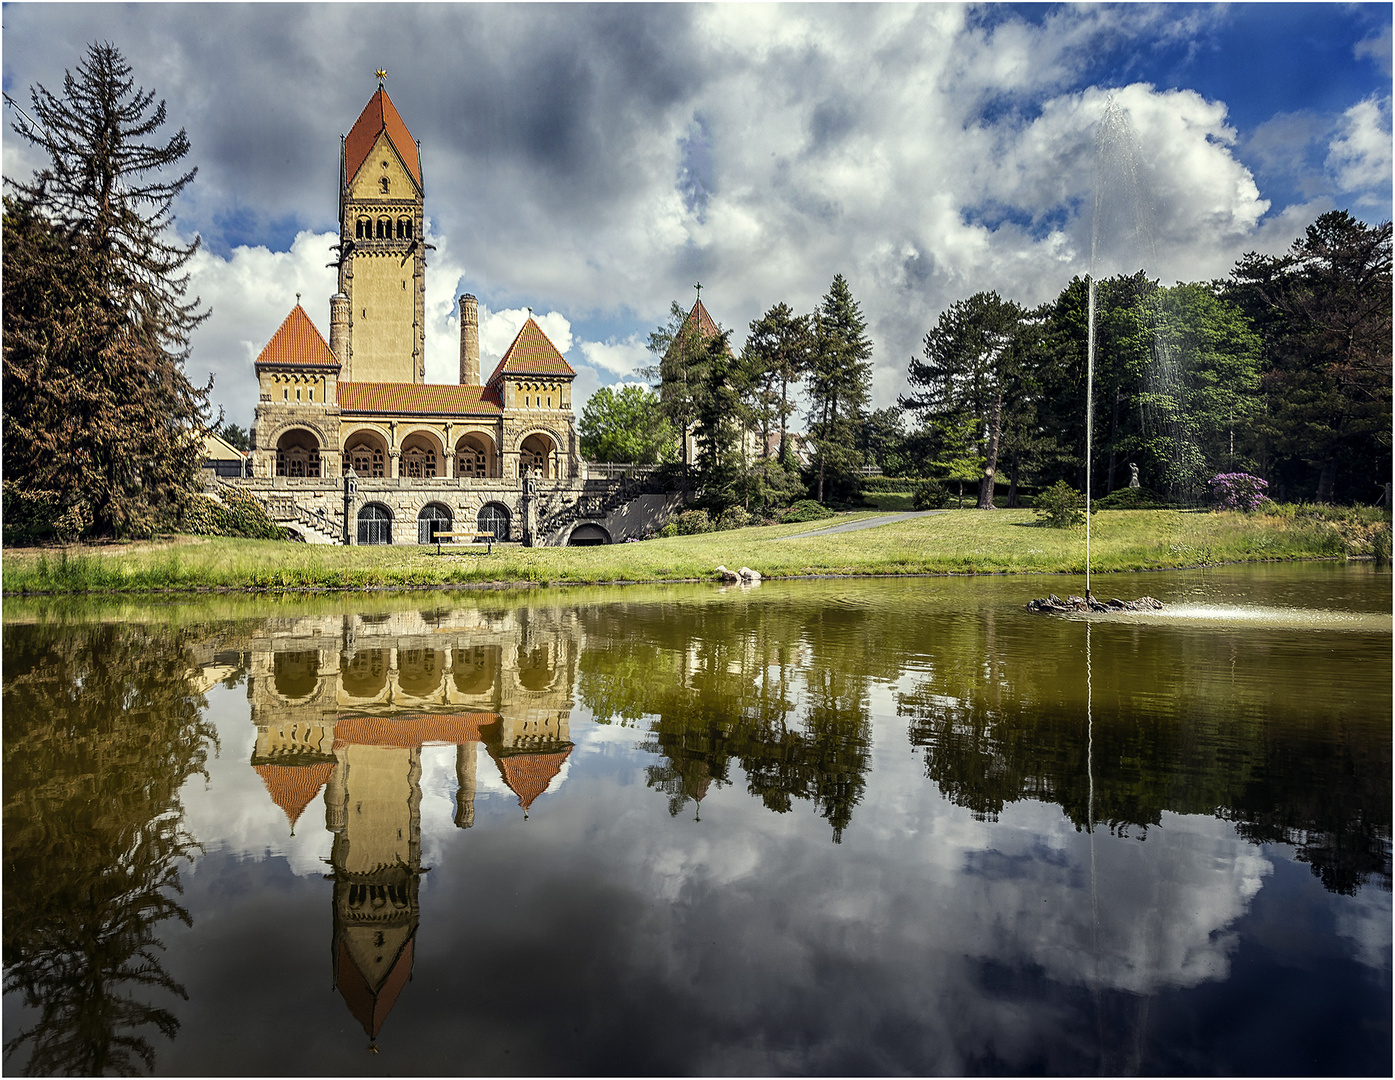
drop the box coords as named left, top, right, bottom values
left=1209, top=472, right=1269, bottom=512
left=676, top=508, right=714, bottom=535
left=1093, top=487, right=1169, bottom=510
left=716, top=506, right=752, bottom=531
left=3, top=485, right=64, bottom=544
left=912, top=480, right=953, bottom=510
left=179, top=490, right=287, bottom=540
left=658, top=522, right=679, bottom=539
left=780, top=499, right=836, bottom=523
left=1034, top=481, right=1088, bottom=528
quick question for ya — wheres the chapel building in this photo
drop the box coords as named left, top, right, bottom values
left=243, top=80, right=583, bottom=545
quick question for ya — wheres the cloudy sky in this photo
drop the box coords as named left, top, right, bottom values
left=4, top=3, right=1390, bottom=429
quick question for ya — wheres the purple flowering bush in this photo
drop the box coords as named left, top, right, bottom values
left=1209, top=472, right=1269, bottom=511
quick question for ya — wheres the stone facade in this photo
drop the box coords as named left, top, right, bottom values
left=232, top=80, right=604, bottom=546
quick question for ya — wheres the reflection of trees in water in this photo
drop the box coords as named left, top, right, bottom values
left=580, top=600, right=889, bottom=841
left=3, top=623, right=217, bottom=1075
left=897, top=618, right=1391, bottom=895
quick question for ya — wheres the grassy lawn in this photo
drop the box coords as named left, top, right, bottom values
left=3, top=506, right=1384, bottom=596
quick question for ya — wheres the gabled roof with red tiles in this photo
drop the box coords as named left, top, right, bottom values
left=255, top=305, right=340, bottom=369
left=254, top=762, right=335, bottom=831
left=488, top=745, right=573, bottom=813
left=345, top=88, right=421, bottom=189
left=337, top=936, right=414, bottom=1039
left=486, top=318, right=577, bottom=386
left=664, top=297, right=731, bottom=362
left=686, top=297, right=721, bottom=340
left=334, top=713, right=501, bottom=749
left=337, top=383, right=503, bottom=417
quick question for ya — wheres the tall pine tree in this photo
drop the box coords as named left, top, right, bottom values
left=3, top=43, right=212, bottom=539
left=807, top=275, right=873, bottom=503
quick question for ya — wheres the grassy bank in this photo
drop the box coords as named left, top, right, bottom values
left=2, top=507, right=1385, bottom=596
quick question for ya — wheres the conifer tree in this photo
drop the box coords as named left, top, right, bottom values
left=807, top=275, right=873, bottom=502
left=3, top=42, right=212, bottom=539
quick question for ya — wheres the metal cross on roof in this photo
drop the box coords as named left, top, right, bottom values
left=375, top=68, right=388, bottom=87
left=694, top=281, right=702, bottom=302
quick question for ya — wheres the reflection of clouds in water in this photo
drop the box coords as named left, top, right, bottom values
left=1331, top=875, right=1393, bottom=970
left=179, top=683, right=332, bottom=879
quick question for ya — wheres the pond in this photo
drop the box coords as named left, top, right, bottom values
left=3, top=564, right=1390, bottom=1076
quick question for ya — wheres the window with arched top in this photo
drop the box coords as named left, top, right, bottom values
left=379, top=177, right=390, bottom=194
left=376, top=217, right=391, bottom=239
left=477, top=503, right=510, bottom=543
left=397, top=217, right=412, bottom=239
left=357, top=503, right=392, bottom=545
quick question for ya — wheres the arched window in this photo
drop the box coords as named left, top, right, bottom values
left=379, top=177, right=391, bottom=194
left=357, top=503, right=392, bottom=545
left=477, top=503, right=510, bottom=543
left=377, top=217, right=391, bottom=239
left=455, top=443, right=487, bottom=477
left=397, top=217, right=412, bottom=239
left=417, top=503, right=452, bottom=545
left=356, top=217, right=371, bottom=239
left=276, top=443, right=320, bottom=478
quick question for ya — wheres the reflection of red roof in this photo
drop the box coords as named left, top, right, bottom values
left=254, top=763, right=334, bottom=830
left=337, top=936, right=414, bottom=1039
left=486, top=318, right=576, bottom=385
left=490, top=746, right=573, bottom=812
left=345, top=88, right=421, bottom=188
left=255, top=305, right=339, bottom=369
left=334, top=713, right=501, bottom=749
left=337, top=382, right=503, bottom=414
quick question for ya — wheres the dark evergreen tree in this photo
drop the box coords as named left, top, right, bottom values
left=3, top=43, right=212, bottom=539
left=807, top=275, right=873, bottom=503
left=742, top=302, right=815, bottom=465
left=1223, top=211, right=1392, bottom=503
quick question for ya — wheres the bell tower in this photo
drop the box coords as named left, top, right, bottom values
left=336, top=71, right=426, bottom=384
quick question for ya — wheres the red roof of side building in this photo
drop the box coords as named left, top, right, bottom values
left=344, top=87, right=421, bottom=188
left=255, top=305, right=340, bottom=369
left=337, top=383, right=503, bottom=417
left=486, top=318, right=577, bottom=385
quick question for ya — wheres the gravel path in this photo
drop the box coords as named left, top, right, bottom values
left=778, top=510, right=947, bottom=539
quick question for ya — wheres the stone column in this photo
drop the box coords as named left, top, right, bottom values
left=454, top=743, right=477, bottom=829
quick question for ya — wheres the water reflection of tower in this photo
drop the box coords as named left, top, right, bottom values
left=245, top=607, right=578, bottom=1042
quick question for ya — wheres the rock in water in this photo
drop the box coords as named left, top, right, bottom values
left=1026, top=593, right=1162, bottom=613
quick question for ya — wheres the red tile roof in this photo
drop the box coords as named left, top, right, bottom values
left=490, top=746, right=573, bottom=813
left=255, top=305, right=339, bottom=369
left=337, top=383, right=503, bottom=417
left=486, top=318, right=577, bottom=385
left=345, top=88, right=421, bottom=188
left=254, top=762, right=335, bottom=831
left=333, top=713, right=501, bottom=749
left=686, top=297, right=721, bottom=339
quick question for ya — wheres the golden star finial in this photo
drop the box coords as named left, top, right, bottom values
left=375, top=69, right=388, bottom=87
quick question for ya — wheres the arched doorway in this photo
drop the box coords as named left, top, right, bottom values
left=417, top=503, right=452, bottom=545
left=567, top=523, right=611, bottom=546
left=357, top=503, right=393, bottom=545
left=477, top=503, right=511, bottom=543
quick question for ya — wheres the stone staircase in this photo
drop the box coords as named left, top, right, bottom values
left=541, top=472, right=670, bottom=537
left=222, top=481, right=344, bottom=544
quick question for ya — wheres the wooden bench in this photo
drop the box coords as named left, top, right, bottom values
left=432, top=530, right=493, bottom=554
